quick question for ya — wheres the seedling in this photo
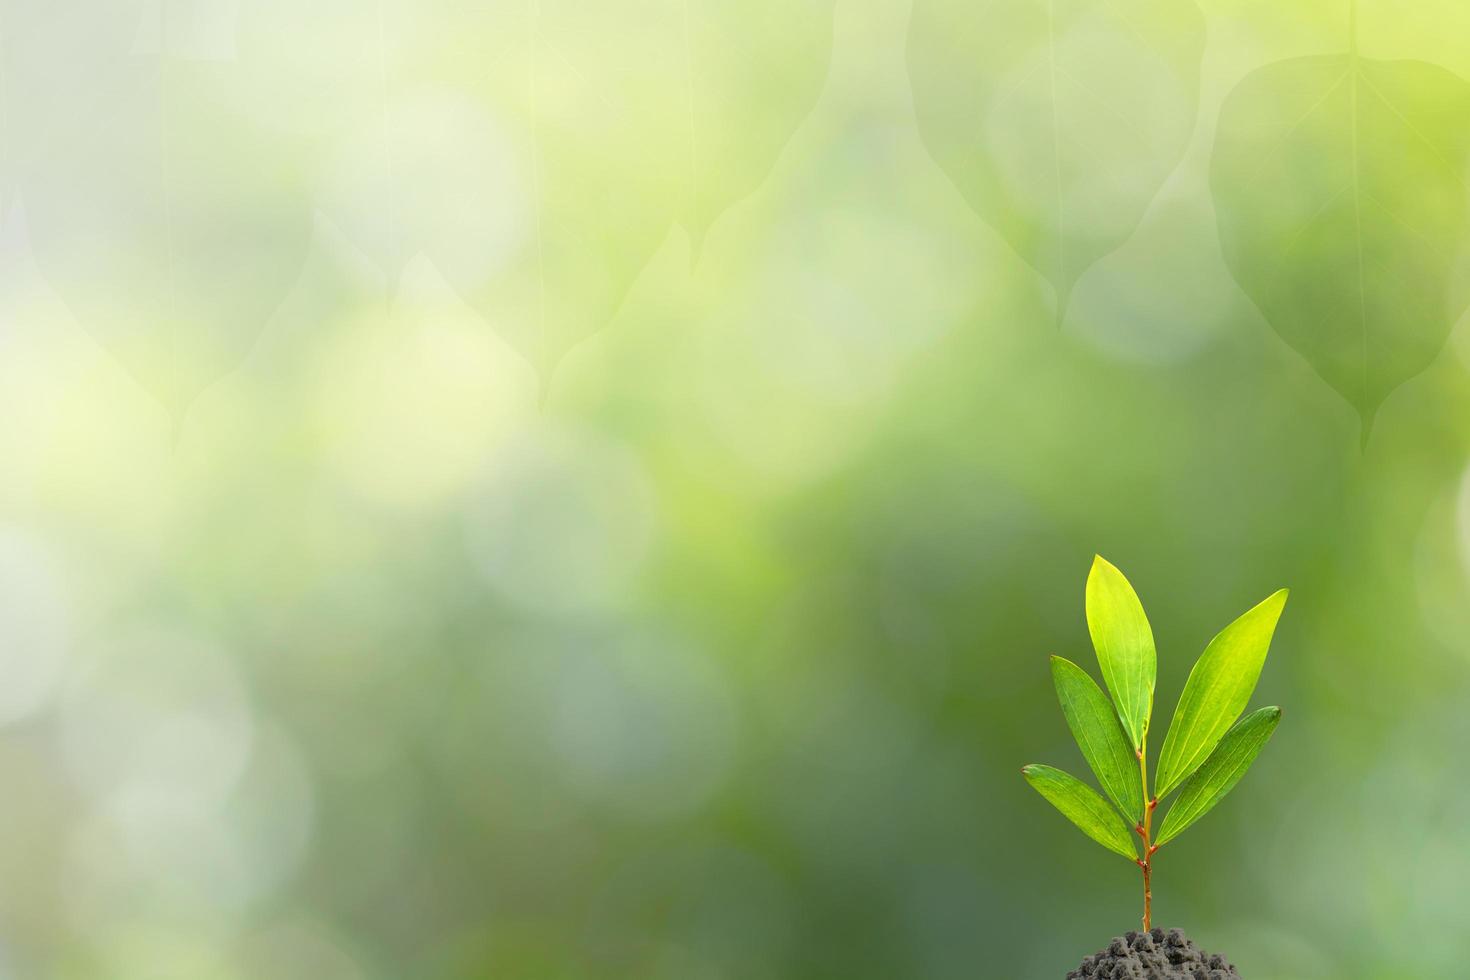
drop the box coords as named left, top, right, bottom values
left=1023, top=556, right=1286, bottom=931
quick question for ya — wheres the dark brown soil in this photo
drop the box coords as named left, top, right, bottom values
left=1067, top=928, right=1240, bottom=979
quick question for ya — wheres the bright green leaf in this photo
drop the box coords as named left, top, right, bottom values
left=1155, top=590, right=1287, bottom=798
left=1051, top=656, right=1145, bottom=821
left=1021, top=764, right=1138, bottom=860
left=1084, top=556, right=1156, bottom=752
left=1156, top=706, right=1281, bottom=846
left=1211, top=53, right=1470, bottom=438
left=908, top=0, right=1204, bottom=321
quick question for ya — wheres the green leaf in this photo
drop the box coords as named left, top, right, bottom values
left=1156, top=706, right=1281, bottom=846
left=908, top=0, right=1205, bottom=321
left=1211, top=53, right=1470, bottom=438
left=1051, top=656, right=1145, bottom=821
left=1084, top=556, right=1155, bottom=752
left=1154, top=590, right=1287, bottom=798
left=1021, top=764, right=1138, bottom=860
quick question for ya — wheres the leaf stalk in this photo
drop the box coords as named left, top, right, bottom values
left=1137, top=745, right=1154, bottom=931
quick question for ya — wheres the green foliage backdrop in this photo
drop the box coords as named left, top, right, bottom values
left=1, top=0, right=1469, bottom=976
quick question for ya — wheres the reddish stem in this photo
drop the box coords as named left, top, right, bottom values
left=1137, top=746, right=1155, bottom=932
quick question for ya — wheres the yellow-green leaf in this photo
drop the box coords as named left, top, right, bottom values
left=1156, top=706, right=1281, bottom=846
left=1021, top=764, right=1138, bottom=860
left=1211, top=53, right=1470, bottom=437
left=1084, top=556, right=1155, bottom=752
left=1051, top=656, right=1144, bottom=822
left=1154, top=590, right=1287, bottom=798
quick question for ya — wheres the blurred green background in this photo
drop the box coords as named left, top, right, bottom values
left=1, top=0, right=1469, bottom=976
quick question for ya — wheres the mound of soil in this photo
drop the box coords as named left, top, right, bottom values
left=1068, top=928, right=1240, bottom=979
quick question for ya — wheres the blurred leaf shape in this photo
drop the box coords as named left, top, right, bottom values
left=278, top=0, right=834, bottom=379
left=1212, top=54, right=1470, bottom=436
left=1051, top=655, right=1144, bottom=821
left=908, top=0, right=1204, bottom=320
left=1156, top=706, right=1280, bottom=846
left=1084, top=555, right=1155, bottom=752
left=10, top=1, right=310, bottom=419
left=1022, top=763, right=1138, bottom=860
left=676, top=0, right=836, bottom=255
left=1155, top=589, right=1287, bottom=799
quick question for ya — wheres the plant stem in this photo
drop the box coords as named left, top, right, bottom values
left=1136, top=743, right=1156, bottom=932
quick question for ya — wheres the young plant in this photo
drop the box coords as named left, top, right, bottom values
left=1022, top=556, right=1287, bottom=931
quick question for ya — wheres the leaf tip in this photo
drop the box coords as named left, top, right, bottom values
left=1086, top=555, right=1117, bottom=593
left=1252, top=587, right=1290, bottom=621
left=1048, top=654, right=1077, bottom=678
left=1358, top=405, right=1378, bottom=451
left=1053, top=280, right=1076, bottom=330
